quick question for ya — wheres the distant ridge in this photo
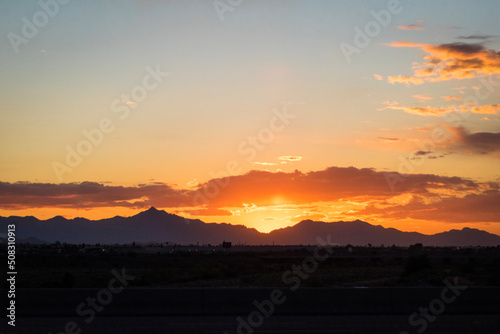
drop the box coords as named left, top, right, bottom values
left=1, top=207, right=499, bottom=246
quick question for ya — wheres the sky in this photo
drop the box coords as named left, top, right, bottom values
left=1, top=0, right=500, bottom=236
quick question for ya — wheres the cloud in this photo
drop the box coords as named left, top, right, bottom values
left=378, top=137, right=400, bottom=142
left=278, top=156, right=303, bottom=162
left=290, top=213, right=329, bottom=223
left=182, top=208, right=232, bottom=216
left=356, top=191, right=500, bottom=224
left=409, top=151, right=449, bottom=160
left=1, top=167, right=480, bottom=212
left=415, top=150, right=432, bottom=156
left=0, top=181, right=190, bottom=210
left=386, top=105, right=456, bottom=116
left=388, top=41, right=500, bottom=83
left=252, top=162, right=279, bottom=166
left=184, top=167, right=482, bottom=212
left=467, top=104, right=500, bottom=115
left=387, top=75, right=425, bottom=85
left=442, top=96, right=462, bottom=101
left=398, top=24, right=423, bottom=30
left=4, top=166, right=500, bottom=225
left=412, top=95, right=432, bottom=101
left=377, top=100, right=399, bottom=111
left=447, top=126, right=500, bottom=154
left=374, top=74, right=384, bottom=81
left=457, top=35, right=495, bottom=41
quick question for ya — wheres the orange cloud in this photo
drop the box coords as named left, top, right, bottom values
left=182, top=207, right=232, bottom=216
left=378, top=137, right=400, bottom=142
left=290, top=213, right=329, bottom=223
left=386, top=105, right=456, bottom=116
left=468, top=104, right=500, bottom=115
left=374, top=74, right=384, bottom=81
left=413, top=95, right=432, bottom=101
left=398, top=24, right=423, bottom=30
left=3, top=167, right=499, bottom=225
left=442, top=96, right=462, bottom=101
left=387, top=75, right=425, bottom=85
left=0, top=167, right=479, bottom=211
left=388, top=41, right=500, bottom=84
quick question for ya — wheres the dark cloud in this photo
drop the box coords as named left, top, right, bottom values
left=388, top=41, right=500, bottom=83
left=457, top=35, right=495, bottom=40
left=435, top=42, right=486, bottom=55
left=0, top=181, right=190, bottom=210
left=409, top=151, right=448, bottom=160
left=448, top=126, right=500, bottom=154
left=415, top=151, right=432, bottom=156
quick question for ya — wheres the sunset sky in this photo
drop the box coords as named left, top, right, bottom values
left=1, top=0, right=500, bottom=236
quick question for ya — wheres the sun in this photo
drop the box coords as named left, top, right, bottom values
left=271, top=196, right=286, bottom=206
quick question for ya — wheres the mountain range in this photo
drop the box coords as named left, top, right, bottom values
left=1, top=207, right=499, bottom=246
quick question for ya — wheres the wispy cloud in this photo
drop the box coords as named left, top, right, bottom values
left=398, top=24, right=423, bottom=30
left=457, top=35, right=496, bottom=41
left=413, top=94, right=432, bottom=101
left=386, top=105, right=456, bottom=116
left=387, top=75, right=425, bottom=86
left=278, top=156, right=303, bottom=162
left=252, top=162, right=279, bottom=166
left=415, top=150, right=432, bottom=156
left=378, top=137, right=400, bottom=142
left=441, top=96, right=462, bottom=101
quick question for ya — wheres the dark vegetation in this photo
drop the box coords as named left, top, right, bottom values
left=2, top=242, right=500, bottom=289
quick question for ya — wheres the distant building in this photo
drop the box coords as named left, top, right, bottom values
left=222, top=241, right=232, bottom=249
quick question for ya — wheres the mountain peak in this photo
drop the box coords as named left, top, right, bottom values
left=133, top=206, right=170, bottom=220
left=46, top=215, right=68, bottom=222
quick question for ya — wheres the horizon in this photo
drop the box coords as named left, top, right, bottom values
left=1, top=1, right=500, bottom=238
left=3, top=205, right=499, bottom=238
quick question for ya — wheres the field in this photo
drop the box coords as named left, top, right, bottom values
left=3, top=243, right=500, bottom=289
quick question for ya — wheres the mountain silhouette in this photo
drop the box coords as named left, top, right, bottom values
left=1, top=207, right=499, bottom=246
